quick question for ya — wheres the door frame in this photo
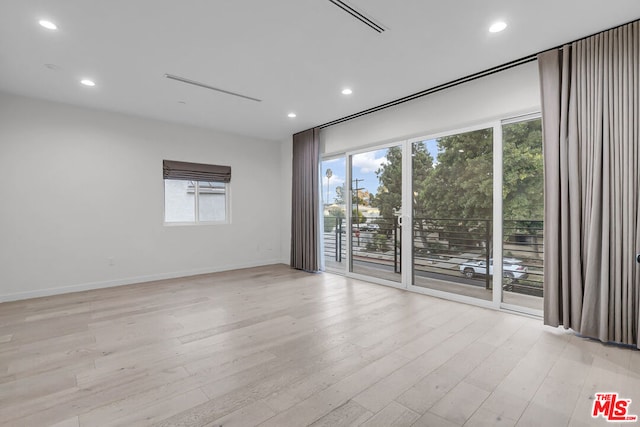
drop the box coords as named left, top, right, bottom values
left=403, top=121, right=502, bottom=309
left=320, top=114, right=543, bottom=317
left=320, top=154, right=348, bottom=274
left=346, top=140, right=408, bottom=291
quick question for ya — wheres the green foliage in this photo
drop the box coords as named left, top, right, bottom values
left=366, top=233, right=390, bottom=252
left=325, top=168, right=333, bottom=179
left=328, top=206, right=345, bottom=219
left=372, top=146, right=420, bottom=220
left=502, top=120, right=543, bottom=222
left=372, top=120, right=543, bottom=246
left=373, top=217, right=396, bottom=237
left=334, top=185, right=345, bottom=204
left=352, top=208, right=366, bottom=224
left=418, top=128, right=494, bottom=220
left=323, top=216, right=342, bottom=232
left=325, top=206, right=346, bottom=232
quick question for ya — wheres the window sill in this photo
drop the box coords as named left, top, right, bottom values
left=163, top=221, right=229, bottom=227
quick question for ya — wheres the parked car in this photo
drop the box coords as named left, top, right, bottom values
left=459, top=258, right=528, bottom=282
left=361, top=223, right=380, bottom=232
left=340, top=223, right=380, bottom=232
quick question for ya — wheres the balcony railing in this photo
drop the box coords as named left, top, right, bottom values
left=323, top=216, right=544, bottom=298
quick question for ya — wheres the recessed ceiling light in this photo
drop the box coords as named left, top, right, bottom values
left=38, top=20, right=57, bottom=30
left=489, top=21, right=507, bottom=33
left=342, top=88, right=353, bottom=95
left=80, top=79, right=96, bottom=87
left=288, top=113, right=297, bottom=118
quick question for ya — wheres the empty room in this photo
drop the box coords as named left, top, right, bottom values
left=1, top=1, right=640, bottom=426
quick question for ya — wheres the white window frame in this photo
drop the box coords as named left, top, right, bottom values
left=319, top=111, right=543, bottom=317
left=163, top=179, right=231, bottom=226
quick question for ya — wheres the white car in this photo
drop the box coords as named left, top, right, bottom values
left=362, top=223, right=380, bottom=232
left=459, top=258, right=528, bottom=281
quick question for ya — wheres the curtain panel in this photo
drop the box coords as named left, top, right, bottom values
left=290, top=128, right=320, bottom=272
left=539, top=20, right=639, bottom=347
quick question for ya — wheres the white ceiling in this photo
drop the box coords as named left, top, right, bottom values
left=1, top=1, right=639, bottom=141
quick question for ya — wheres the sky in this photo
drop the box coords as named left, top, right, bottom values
left=321, top=157, right=347, bottom=204
left=321, top=150, right=388, bottom=205
left=321, top=140, right=439, bottom=205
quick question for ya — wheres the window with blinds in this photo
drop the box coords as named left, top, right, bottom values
left=163, top=160, right=231, bottom=224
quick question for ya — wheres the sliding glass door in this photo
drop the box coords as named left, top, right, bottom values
left=411, top=127, right=494, bottom=301
left=321, top=116, right=544, bottom=314
left=501, top=117, right=543, bottom=311
left=349, top=145, right=402, bottom=283
left=321, top=156, right=347, bottom=272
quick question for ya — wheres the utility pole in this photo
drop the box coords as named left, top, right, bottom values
left=352, top=178, right=365, bottom=247
left=325, top=168, right=332, bottom=204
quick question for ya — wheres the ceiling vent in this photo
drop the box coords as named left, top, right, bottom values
left=328, top=0, right=385, bottom=33
left=164, top=74, right=262, bottom=102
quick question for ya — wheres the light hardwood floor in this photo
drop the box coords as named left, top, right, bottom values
left=1, top=264, right=638, bottom=426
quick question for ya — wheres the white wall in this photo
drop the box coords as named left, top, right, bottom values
left=0, top=92, right=285, bottom=302
left=320, top=62, right=541, bottom=154
left=279, top=135, right=292, bottom=264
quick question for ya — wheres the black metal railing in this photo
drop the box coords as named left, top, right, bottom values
left=502, top=219, right=544, bottom=297
left=351, top=217, right=402, bottom=273
left=324, top=217, right=346, bottom=262
left=324, top=215, right=544, bottom=298
left=412, top=218, right=493, bottom=289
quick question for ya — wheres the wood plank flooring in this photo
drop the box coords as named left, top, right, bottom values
left=0, top=264, right=638, bottom=426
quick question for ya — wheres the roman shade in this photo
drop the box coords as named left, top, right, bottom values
left=163, top=160, right=231, bottom=183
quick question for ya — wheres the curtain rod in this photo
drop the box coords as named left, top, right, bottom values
left=319, top=17, right=640, bottom=130
left=318, top=54, right=537, bottom=129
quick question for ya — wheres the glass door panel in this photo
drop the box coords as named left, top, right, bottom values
left=411, top=128, right=493, bottom=301
left=350, top=146, right=402, bottom=283
left=502, top=118, right=544, bottom=311
left=321, top=157, right=347, bottom=271
left=323, top=117, right=545, bottom=314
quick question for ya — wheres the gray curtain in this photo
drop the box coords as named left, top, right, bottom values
left=539, top=20, right=639, bottom=348
left=291, top=128, right=320, bottom=272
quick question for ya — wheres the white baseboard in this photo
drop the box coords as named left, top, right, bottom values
left=0, top=259, right=284, bottom=303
